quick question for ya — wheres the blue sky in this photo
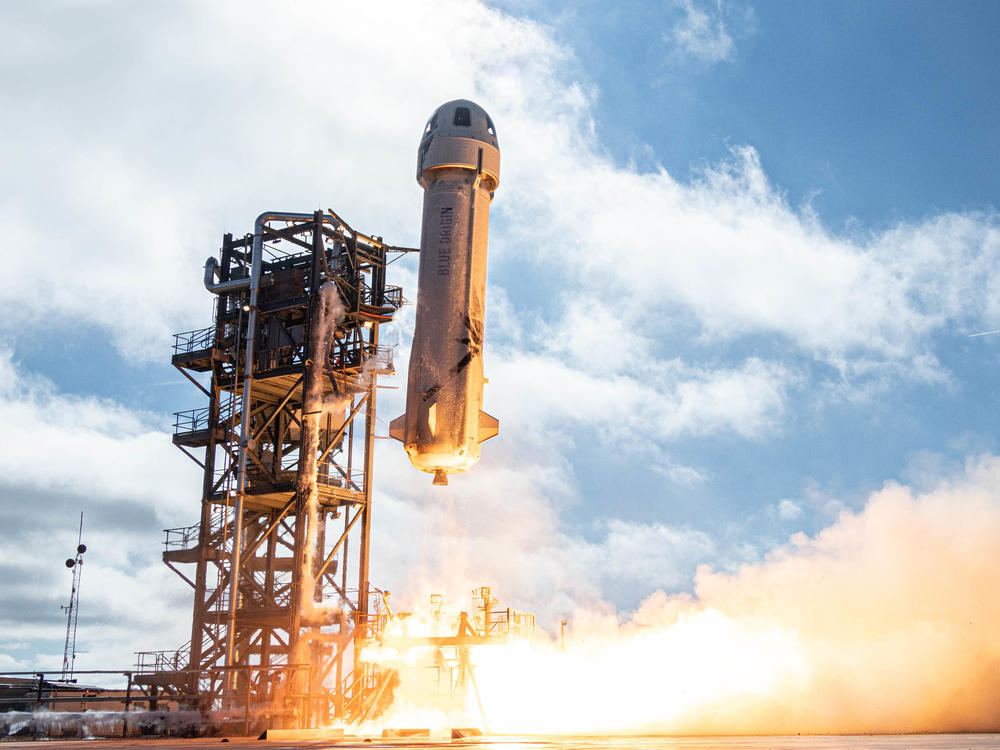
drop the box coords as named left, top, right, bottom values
left=483, top=0, right=1000, bottom=538
left=1, top=0, right=999, bottom=674
left=510, top=0, right=1000, bottom=226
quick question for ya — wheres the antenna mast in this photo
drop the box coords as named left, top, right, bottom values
left=60, top=511, right=86, bottom=681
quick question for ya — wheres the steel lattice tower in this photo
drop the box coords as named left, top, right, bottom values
left=60, top=512, right=86, bottom=681
left=139, top=210, right=410, bottom=728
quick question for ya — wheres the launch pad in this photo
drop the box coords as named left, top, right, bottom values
left=120, top=208, right=532, bottom=732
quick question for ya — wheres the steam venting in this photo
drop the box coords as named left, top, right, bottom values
left=296, top=282, right=347, bottom=631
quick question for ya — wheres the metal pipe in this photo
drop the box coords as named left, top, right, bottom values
left=224, top=212, right=312, bottom=678
left=223, top=210, right=346, bottom=685
left=203, top=257, right=249, bottom=293
left=204, top=211, right=343, bottom=295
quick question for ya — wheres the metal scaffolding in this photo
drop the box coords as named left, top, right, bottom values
left=138, top=210, right=411, bottom=728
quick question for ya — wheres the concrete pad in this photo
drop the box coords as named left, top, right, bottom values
left=381, top=728, right=430, bottom=738
left=258, top=727, right=344, bottom=741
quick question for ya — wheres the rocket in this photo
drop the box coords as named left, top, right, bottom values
left=390, top=99, right=500, bottom=486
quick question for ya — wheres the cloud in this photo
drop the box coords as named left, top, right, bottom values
left=0, top=350, right=195, bottom=671
left=2, top=0, right=999, bottom=707
left=776, top=498, right=802, bottom=520
left=488, top=350, right=794, bottom=443
left=502, top=133, right=1000, bottom=381
left=3, top=0, right=996, bottom=390
left=578, top=519, right=715, bottom=593
left=666, top=0, right=740, bottom=63
left=0, top=349, right=198, bottom=525
left=647, top=446, right=707, bottom=485
left=0, top=479, right=193, bottom=677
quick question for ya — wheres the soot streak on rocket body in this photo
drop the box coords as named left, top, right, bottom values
left=451, top=313, right=482, bottom=375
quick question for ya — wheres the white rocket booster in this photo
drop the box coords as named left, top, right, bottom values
left=390, top=99, right=500, bottom=485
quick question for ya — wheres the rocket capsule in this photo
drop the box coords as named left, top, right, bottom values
left=389, top=100, right=501, bottom=485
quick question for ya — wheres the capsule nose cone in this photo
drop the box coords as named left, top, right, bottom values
left=417, top=99, right=501, bottom=189
left=432, top=470, right=449, bottom=486
left=420, top=99, right=498, bottom=147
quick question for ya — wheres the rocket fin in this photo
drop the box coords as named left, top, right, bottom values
left=389, top=414, right=406, bottom=442
left=477, top=411, right=499, bottom=443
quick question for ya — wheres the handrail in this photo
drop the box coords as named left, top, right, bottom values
left=173, top=398, right=233, bottom=435
left=162, top=526, right=199, bottom=550
left=172, top=326, right=215, bottom=356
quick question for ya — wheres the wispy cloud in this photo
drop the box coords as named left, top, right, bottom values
left=665, top=0, right=751, bottom=64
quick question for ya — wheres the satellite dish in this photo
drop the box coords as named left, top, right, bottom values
left=77, top=544, right=87, bottom=554
left=65, top=559, right=75, bottom=568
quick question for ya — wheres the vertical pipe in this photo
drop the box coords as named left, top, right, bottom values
left=261, top=513, right=277, bottom=696
left=291, top=215, right=347, bottom=728
left=342, top=399, right=352, bottom=629
left=340, top=506, right=348, bottom=608
left=189, top=234, right=230, bottom=691
left=244, top=666, right=251, bottom=736
left=123, top=672, right=132, bottom=737
left=355, top=325, right=378, bottom=630
left=225, top=216, right=266, bottom=677
left=343, top=396, right=353, bottom=610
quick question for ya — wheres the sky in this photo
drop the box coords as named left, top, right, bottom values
left=1, top=0, right=999, bottom=681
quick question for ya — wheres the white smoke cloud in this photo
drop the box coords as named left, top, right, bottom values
left=468, top=454, right=1000, bottom=733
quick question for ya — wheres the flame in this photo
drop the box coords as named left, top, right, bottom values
left=470, top=609, right=807, bottom=734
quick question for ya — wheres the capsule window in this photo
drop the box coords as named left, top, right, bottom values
left=424, top=112, right=439, bottom=133
left=485, top=115, right=496, bottom=136
left=453, top=106, right=471, bottom=127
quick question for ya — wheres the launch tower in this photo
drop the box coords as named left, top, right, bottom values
left=138, top=210, right=408, bottom=727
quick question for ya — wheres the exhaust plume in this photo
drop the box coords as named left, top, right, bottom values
left=386, top=455, right=1000, bottom=734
